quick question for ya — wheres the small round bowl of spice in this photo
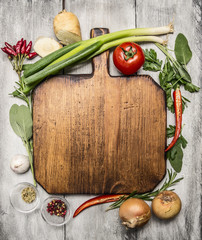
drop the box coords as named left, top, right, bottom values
left=41, top=196, right=71, bottom=226
left=10, top=182, right=39, bottom=213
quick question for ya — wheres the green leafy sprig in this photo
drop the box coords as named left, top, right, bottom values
left=143, top=33, right=199, bottom=173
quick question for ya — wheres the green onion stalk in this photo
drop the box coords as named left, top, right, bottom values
left=13, top=23, right=174, bottom=96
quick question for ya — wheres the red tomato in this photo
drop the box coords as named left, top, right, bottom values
left=113, top=42, right=145, bottom=75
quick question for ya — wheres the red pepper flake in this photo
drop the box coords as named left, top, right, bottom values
left=46, top=199, right=67, bottom=217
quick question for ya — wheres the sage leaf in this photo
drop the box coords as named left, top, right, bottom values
left=166, top=134, right=187, bottom=173
left=168, top=145, right=183, bottom=173
left=9, top=104, right=33, bottom=141
left=174, top=33, right=192, bottom=65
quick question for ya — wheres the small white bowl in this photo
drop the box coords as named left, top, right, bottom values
left=10, top=182, right=39, bottom=213
left=41, top=196, right=71, bottom=226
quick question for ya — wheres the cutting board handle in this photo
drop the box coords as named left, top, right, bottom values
left=90, top=28, right=109, bottom=76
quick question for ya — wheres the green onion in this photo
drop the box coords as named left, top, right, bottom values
left=49, top=23, right=173, bottom=67
left=24, top=41, right=103, bottom=86
left=21, top=23, right=174, bottom=94
left=23, top=41, right=81, bottom=78
left=86, top=36, right=167, bottom=60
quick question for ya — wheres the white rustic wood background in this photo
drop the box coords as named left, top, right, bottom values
left=0, top=0, right=201, bottom=239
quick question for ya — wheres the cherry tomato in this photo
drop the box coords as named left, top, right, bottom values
left=113, top=42, right=145, bottom=75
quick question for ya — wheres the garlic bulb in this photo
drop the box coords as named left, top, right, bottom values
left=10, top=154, right=30, bottom=174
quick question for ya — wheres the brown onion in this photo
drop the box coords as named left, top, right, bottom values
left=152, top=190, right=181, bottom=219
left=119, top=198, right=151, bottom=228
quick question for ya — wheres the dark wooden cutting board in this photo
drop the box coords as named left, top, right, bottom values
left=33, top=28, right=167, bottom=194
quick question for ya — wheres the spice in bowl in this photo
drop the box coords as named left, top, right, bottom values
left=47, top=199, right=67, bottom=217
left=21, top=186, right=36, bottom=203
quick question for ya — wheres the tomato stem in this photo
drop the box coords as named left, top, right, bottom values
left=120, top=45, right=137, bottom=61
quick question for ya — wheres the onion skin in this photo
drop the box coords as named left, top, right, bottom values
left=53, top=9, right=82, bottom=45
left=152, top=191, right=181, bottom=220
left=119, top=198, right=151, bottom=228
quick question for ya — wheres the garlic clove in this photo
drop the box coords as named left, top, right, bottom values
left=10, top=154, right=30, bottom=174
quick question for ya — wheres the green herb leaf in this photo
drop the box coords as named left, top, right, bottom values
left=167, top=144, right=183, bottom=173
left=9, top=104, right=33, bottom=141
left=166, top=133, right=188, bottom=173
left=174, top=33, right=192, bottom=65
left=174, top=63, right=192, bottom=82
left=167, top=125, right=175, bottom=138
left=184, top=82, right=200, bottom=93
left=143, top=49, right=162, bottom=72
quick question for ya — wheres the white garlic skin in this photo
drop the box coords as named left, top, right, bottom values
left=10, top=154, right=30, bottom=174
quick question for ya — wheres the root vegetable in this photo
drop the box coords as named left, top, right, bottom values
left=53, top=9, right=82, bottom=45
left=34, top=37, right=63, bottom=57
left=10, top=154, right=30, bottom=174
left=152, top=190, right=181, bottom=219
left=119, top=198, right=151, bottom=228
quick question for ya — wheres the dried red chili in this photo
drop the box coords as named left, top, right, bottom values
left=27, top=52, right=37, bottom=59
left=21, top=40, right=26, bottom=55
left=2, top=47, right=17, bottom=56
left=73, top=194, right=126, bottom=217
left=165, top=88, right=182, bottom=152
left=15, top=38, right=23, bottom=55
left=5, top=42, right=15, bottom=51
left=25, top=41, right=32, bottom=55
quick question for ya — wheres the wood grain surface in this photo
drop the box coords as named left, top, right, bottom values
left=0, top=0, right=201, bottom=239
left=33, top=28, right=166, bottom=194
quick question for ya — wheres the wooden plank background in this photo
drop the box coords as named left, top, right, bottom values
left=0, top=0, right=201, bottom=239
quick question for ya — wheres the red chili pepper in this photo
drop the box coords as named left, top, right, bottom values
left=25, top=41, right=32, bottom=55
left=165, top=88, right=182, bottom=152
left=13, top=45, right=16, bottom=51
left=1, top=47, right=8, bottom=54
left=21, top=40, right=26, bottom=55
left=2, top=47, right=17, bottom=56
left=15, top=38, right=23, bottom=55
left=5, top=42, right=14, bottom=51
left=27, top=52, right=37, bottom=59
left=73, top=194, right=126, bottom=217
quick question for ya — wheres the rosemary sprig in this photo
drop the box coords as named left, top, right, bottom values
left=107, top=169, right=183, bottom=211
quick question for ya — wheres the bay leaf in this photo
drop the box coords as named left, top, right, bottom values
left=9, top=104, right=33, bottom=141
